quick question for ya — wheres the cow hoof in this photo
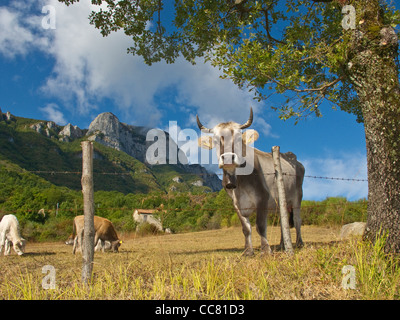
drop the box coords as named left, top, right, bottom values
left=296, top=241, right=304, bottom=248
left=242, top=248, right=254, bottom=256
left=260, top=248, right=272, bottom=255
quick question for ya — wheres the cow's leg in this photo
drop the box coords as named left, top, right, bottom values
left=94, top=239, right=102, bottom=252
left=256, top=209, right=271, bottom=254
left=94, top=234, right=103, bottom=253
left=5, top=239, right=11, bottom=255
left=72, top=235, right=78, bottom=254
left=237, top=213, right=254, bottom=256
left=0, top=232, right=5, bottom=255
left=293, top=207, right=303, bottom=247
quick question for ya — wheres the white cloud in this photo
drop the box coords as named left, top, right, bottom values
left=0, top=7, right=35, bottom=58
left=300, top=153, right=368, bottom=201
left=39, top=103, right=67, bottom=125
left=1, top=0, right=275, bottom=136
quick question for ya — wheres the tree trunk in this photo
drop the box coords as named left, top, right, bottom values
left=347, top=0, right=400, bottom=252
left=81, top=141, right=95, bottom=284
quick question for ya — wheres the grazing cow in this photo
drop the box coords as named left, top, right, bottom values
left=65, top=234, right=112, bottom=252
left=72, top=215, right=122, bottom=254
left=0, top=215, right=26, bottom=256
left=197, top=108, right=305, bottom=255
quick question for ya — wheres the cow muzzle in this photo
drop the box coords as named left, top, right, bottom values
left=219, top=152, right=241, bottom=169
left=223, top=172, right=237, bottom=189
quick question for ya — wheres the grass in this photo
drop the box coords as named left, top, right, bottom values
left=0, top=225, right=399, bottom=300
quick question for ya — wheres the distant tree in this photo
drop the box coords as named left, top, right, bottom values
left=59, top=0, right=400, bottom=252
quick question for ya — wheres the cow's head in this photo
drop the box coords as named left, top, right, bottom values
left=65, top=234, right=74, bottom=245
left=197, top=108, right=259, bottom=189
left=111, top=239, right=122, bottom=252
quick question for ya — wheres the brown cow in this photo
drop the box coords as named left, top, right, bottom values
left=72, top=215, right=122, bottom=254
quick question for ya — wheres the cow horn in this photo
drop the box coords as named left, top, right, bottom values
left=239, top=108, right=253, bottom=129
left=196, top=115, right=213, bottom=133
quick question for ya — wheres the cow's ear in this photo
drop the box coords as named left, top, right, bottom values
left=242, top=129, right=259, bottom=145
left=198, top=135, right=214, bottom=149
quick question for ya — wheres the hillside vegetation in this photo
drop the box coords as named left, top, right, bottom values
left=0, top=115, right=214, bottom=194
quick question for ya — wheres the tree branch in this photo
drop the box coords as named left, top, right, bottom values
left=267, top=75, right=344, bottom=93
left=262, top=8, right=285, bottom=45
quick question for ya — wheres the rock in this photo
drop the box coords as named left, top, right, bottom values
left=340, top=222, right=366, bottom=239
left=191, top=180, right=203, bottom=187
left=59, top=123, right=84, bottom=141
left=86, top=112, right=149, bottom=162
left=172, top=176, right=183, bottom=183
left=47, top=121, right=57, bottom=130
left=30, top=122, right=45, bottom=134
left=182, top=164, right=221, bottom=191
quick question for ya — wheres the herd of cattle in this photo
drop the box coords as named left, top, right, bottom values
left=0, top=110, right=364, bottom=257
left=0, top=214, right=123, bottom=256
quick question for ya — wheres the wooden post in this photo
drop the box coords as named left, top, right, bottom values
left=81, top=141, right=95, bottom=285
left=272, top=146, right=294, bottom=255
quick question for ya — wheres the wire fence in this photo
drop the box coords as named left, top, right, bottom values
left=0, top=168, right=368, bottom=220
left=26, top=169, right=368, bottom=182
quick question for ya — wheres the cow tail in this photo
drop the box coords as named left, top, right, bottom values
left=289, top=209, right=294, bottom=228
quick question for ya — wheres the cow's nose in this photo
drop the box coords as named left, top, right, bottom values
left=219, top=152, right=239, bottom=167
left=225, top=183, right=236, bottom=189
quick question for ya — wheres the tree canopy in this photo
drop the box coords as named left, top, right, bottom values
left=60, top=0, right=399, bottom=123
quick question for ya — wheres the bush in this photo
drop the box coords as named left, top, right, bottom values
left=135, top=222, right=162, bottom=237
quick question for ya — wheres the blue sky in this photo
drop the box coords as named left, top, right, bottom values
left=0, top=0, right=376, bottom=200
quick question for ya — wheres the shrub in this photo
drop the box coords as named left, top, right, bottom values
left=135, top=222, right=162, bottom=237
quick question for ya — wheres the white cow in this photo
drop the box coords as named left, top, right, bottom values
left=197, top=108, right=305, bottom=255
left=0, top=215, right=26, bottom=256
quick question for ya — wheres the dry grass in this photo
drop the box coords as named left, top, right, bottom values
left=0, top=225, right=399, bottom=300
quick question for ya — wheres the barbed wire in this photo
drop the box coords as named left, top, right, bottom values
left=26, top=170, right=368, bottom=182
left=0, top=199, right=367, bottom=216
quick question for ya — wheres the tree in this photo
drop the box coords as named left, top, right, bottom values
left=59, top=0, right=400, bottom=252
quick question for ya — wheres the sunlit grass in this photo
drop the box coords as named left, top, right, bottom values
left=0, top=226, right=399, bottom=300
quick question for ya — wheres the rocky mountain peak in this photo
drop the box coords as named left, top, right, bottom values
left=27, top=111, right=222, bottom=191
left=88, top=112, right=121, bottom=138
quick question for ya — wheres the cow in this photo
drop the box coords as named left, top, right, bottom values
left=0, top=215, right=26, bottom=256
left=72, top=215, right=122, bottom=254
left=65, top=233, right=112, bottom=252
left=197, top=108, right=305, bottom=255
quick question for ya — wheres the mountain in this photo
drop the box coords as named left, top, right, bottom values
left=0, top=109, right=221, bottom=194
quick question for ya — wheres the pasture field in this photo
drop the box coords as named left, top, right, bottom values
left=0, top=225, right=399, bottom=300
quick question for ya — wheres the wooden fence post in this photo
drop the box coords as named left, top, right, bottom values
left=272, top=146, right=294, bottom=256
left=81, top=141, right=95, bottom=285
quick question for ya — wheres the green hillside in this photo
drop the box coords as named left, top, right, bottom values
left=0, top=115, right=212, bottom=194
